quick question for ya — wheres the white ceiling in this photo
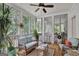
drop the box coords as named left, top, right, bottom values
left=13, top=3, right=73, bottom=17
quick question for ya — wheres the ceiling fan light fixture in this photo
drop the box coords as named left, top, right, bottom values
left=35, top=8, right=40, bottom=12
left=43, top=8, right=47, bottom=13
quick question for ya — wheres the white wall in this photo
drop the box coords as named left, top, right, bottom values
left=68, top=4, right=79, bottom=46
left=68, top=4, right=79, bottom=39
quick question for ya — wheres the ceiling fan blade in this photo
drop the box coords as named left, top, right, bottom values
left=39, top=3, right=44, bottom=6
left=43, top=8, right=47, bottom=13
left=35, top=8, right=40, bottom=12
left=44, top=5, right=54, bottom=8
left=30, top=4, right=38, bottom=6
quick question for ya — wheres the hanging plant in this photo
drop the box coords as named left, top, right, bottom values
left=19, top=23, right=24, bottom=28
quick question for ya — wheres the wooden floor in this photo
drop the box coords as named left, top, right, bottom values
left=48, top=43, right=64, bottom=56
left=27, top=43, right=64, bottom=56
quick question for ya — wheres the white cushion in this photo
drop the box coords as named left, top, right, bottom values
left=36, top=44, right=48, bottom=50
left=32, top=37, right=36, bottom=41
left=36, top=45, right=45, bottom=50
left=59, top=44, right=64, bottom=50
left=26, top=41, right=37, bottom=48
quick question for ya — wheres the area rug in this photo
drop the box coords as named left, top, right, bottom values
left=27, top=49, right=44, bottom=56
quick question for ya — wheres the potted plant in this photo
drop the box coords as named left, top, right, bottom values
left=33, top=29, right=39, bottom=46
left=0, top=3, right=15, bottom=55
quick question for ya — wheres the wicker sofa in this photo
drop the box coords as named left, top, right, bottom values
left=18, top=34, right=37, bottom=55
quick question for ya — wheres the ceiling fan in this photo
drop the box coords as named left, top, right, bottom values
left=30, top=3, right=54, bottom=13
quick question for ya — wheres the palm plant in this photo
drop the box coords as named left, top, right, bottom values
left=0, top=3, right=13, bottom=53
left=33, top=29, right=39, bottom=46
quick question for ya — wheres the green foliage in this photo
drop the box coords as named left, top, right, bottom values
left=8, top=46, right=16, bottom=56
left=33, top=29, right=39, bottom=41
left=0, top=3, right=12, bottom=48
left=8, top=46, right=15, bottom=51
left=72, top=46, right=78, bottom=50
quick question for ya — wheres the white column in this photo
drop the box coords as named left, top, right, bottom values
left=51, top=16, right=54, bottom=43
left=29, top=16, right=31, bottom=34
left=67, top=13, right=73, bottom=39
left=75, top=13, right=79, bottom=37
left=42, top=17, right=45, bottom=42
